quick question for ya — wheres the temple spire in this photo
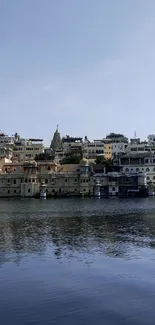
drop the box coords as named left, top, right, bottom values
left=50, top=126, right=62, bottom=150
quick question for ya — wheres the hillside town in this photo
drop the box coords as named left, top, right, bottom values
left=0, top=127, right=155, bottom=198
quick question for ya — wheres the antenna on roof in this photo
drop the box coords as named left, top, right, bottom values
left=134, top=131, right=137, bottom=139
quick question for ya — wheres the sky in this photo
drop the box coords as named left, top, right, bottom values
left=0, top=0, right=155, bottom=145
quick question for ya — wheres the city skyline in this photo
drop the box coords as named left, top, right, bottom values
left=1, top=0, right=155, bottom=144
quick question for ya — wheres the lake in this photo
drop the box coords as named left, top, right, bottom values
left=0, top=198, right=155, bottom=324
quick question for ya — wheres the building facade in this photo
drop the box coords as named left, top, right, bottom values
left=0, top=158, right=147, bottom=198
left=13, top=138, right=44, bottom=162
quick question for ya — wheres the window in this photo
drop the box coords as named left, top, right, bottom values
left=14, top=190, right=16, bottom=193
left=125, top=168, right=129, bottom=172
left=145, top=159, right=149, bottom=163
left=65, top=179, right=67, bottom=182
left=8, top=190, right=10, bottom=194
left=153, top=167, right=155, bottom=172
left=83, top=189, right=86, bottom=191
left=136, top=168, right=139, bottom=172
left=45, top=179, right=48, bottom=184
left=153, top=176, right=155, bottom=180
left=147, top=176, right=150, bottom=180
left=83, top=179, right=85, bottom=183
left=52, top=189, right=55, bottom=193
left=146, top=168, right=150, bottom=172
left=21, top=179, right=23, bottom=183
left=28, top=189, right=31, bottom=193
left=48, top=166, right=50, bottom=170
left=29, top=179, right=31, bottom=183
left=13, top=179, right=16, bottom=184
left=74, top=178, right=78, bottom=183
left=86, top=179, right=88, bottom=183
left=7, top=179, right=10, bottom=183
left=32, top=179, right=35, bottom=183
left=112, top=187, right=115, bottom=191
left=25, top=179, right=27, bottom=183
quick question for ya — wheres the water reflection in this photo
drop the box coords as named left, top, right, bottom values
left=1, top=199, right=155, bottom=265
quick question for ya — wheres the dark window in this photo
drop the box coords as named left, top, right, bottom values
left=45, top=179, right=48, bottom=184
left=65, top=179, right=67, bottom=182
left=13, top=179, right=16, bottom=184
left=52, top=189, right=55, bottom=193
left=21, top=179, right=23, bottom=183
left=8, top=190, right=10, bottom=194
left=145, top=159, right=149, bottom=163
left=29, top=179, right=31, bottom=183
left=25, top=179, right=27, bottom=183
left=28, top=189, right=31, bottom=193
left=83, top=179, right=85, bottom=183
left=32, top=179, right=35, bottom=183
left=48, top=166, right=50, bottom=170
left=112, top=187, right=115, bottom=191
left=83, top=189, right=86, bottom=191
left=14, top=190, right=16, bottom=193
left=146, top=168, right=150, bottom=172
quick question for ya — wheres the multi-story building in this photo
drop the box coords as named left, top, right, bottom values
left=116, top=152, right=155, bottom=185
left=0, top=158, right=147, bottom=198
left=0, top=131, right=15, bottom=146
left=148, top=134, right=155, bottom=146
left=83, top=137, right=104, bottom=159
left=103, top=141, right=112, bottom=159
left=103, top=133, right=128, bottom=158
left=13, top=138, right=44, bottom=162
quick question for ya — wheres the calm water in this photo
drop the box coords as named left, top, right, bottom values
left=1, top=198, right=155, bottom=324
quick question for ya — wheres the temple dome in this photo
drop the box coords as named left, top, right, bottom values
left=80, top=158, right=89, bottom=166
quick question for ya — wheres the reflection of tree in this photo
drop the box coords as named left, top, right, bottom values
left=0, top=210, right=155, bottom=265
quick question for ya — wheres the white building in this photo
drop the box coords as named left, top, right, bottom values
left=83, top=138, right=104, bottom=159
left=13, top=138, right=44, bottom=162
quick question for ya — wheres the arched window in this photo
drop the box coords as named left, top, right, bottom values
left=147, top=176, right=150, bottom=180
left=28, top=189, right=31, bottom=193
left=136, top=168, right=139, bottom=172
left=146, top=168, right=150, bottom=172
left=125, top=168, right=129, bottom=172
left=45, top=179, right=48, bottom=184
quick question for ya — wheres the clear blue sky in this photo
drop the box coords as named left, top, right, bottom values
left=0, top=0, right=155, bottom=145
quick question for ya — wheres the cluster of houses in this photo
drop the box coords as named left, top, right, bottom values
left=0, top=128, right=155, bottom=198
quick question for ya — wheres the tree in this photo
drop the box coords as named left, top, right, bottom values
left=95, top=156, right=112, bottom=166
left=61, top=152, right=81, bottom=164
left=35, top=152, right=54, bottom=161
